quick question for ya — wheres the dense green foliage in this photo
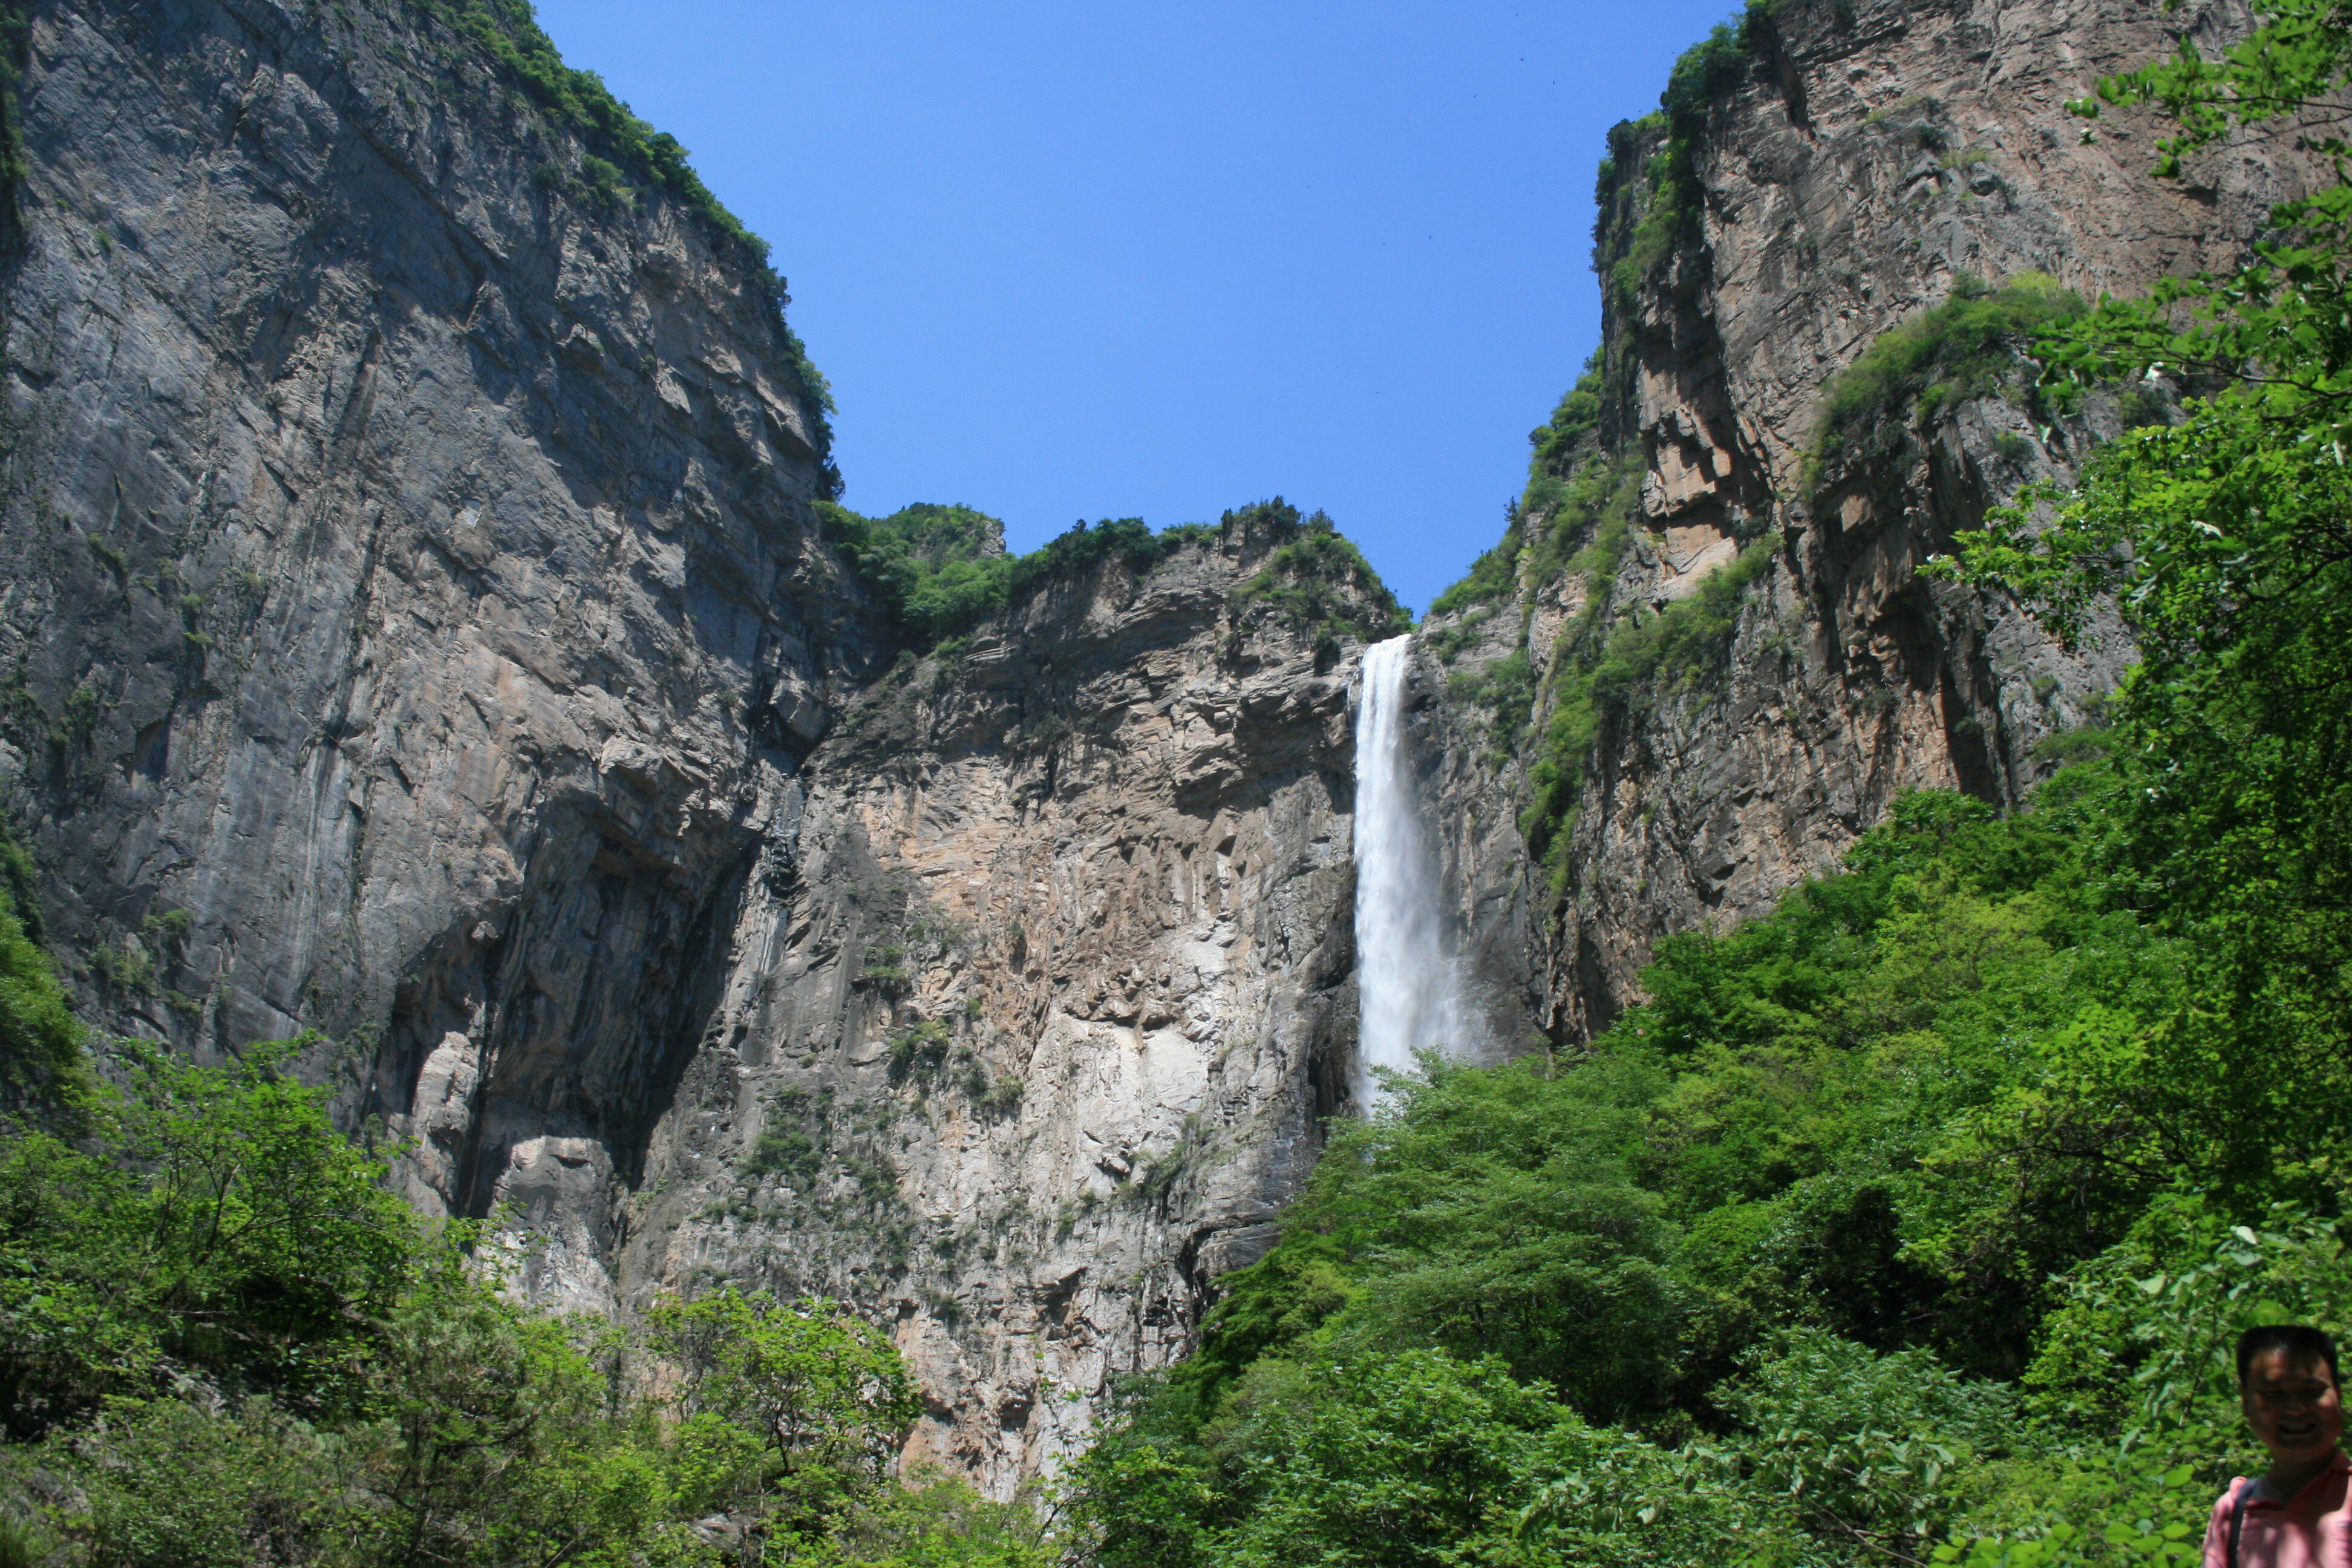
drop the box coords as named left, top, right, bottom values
left=0, top=852, right=82, bottom=1123
left=0, top=857, right=1045, bottom=1566
left=820, top=499, right=1402, bottom=655
left=1522, top=356, right=1609, bottom=528
left=1063, top=770, right=2337, bottom=1565
left=1067, top=7, right=2352, bottom=1565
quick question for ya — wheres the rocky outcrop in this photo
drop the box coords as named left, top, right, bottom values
left=1418, top=0, right=2322, bottom=1039
left=0, top=0, right=875, bottom=1214
left=593, top=518, right=1369, bottom=1493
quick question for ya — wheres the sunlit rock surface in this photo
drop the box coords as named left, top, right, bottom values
left=1416, top=0, right=2322, bottom=1040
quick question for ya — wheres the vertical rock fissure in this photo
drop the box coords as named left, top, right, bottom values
left=1351, top=637, right=1481, bottom=1103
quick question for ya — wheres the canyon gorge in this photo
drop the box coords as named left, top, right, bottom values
left=0, top=0, right=2319, bottom=1492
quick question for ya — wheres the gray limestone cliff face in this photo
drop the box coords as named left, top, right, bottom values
left=1417, top=0, right=2322, bottom=1040
left=587, top=524, right=1367, bottom=1494
left=0, top=0, right=874, bottom=1232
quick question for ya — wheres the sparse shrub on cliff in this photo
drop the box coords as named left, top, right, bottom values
left=1229, top=505, right=1411, bottom=648
left=977, top=1074, right=1024, bottom=1119
left=855, top=941, right=913, bottom=999
left=1523, top=355, right=1609, bottom=517
left=1522, top=450, right=1641, bottom=592
left=747, top=1128, right=825, bottom=1190
left=407, top=0, right=839, bottom=472
left=1446, top=647, right=1535, bottom=760
left=0, top=2, right=31, bottom=196
left=1607, top=125, right=1696, bottom=312
left=1806, top=272, right=2086, bottom=488
left=886, top=1019, right=952, bottom=1082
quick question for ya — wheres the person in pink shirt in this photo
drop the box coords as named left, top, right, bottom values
left=2204, top=1325, right=2350, bottom=1568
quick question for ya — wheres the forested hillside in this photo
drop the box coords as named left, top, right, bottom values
left=1065, top=5, right=2352, bottom=1564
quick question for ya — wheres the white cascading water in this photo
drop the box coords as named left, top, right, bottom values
left=1352, top=635, right=1480, bottom=1106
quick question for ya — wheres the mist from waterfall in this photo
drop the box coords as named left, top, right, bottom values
left=1352, top=635, right=1481, bottom=1108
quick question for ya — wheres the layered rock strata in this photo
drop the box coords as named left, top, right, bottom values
left=595, top=523, right=1366, bottom=1492
left=1418, top=0, right=2322, bottom=1039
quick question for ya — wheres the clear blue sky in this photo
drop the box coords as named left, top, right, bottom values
left=531, top=1, right=1736, bottom=613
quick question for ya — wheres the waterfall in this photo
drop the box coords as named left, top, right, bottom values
left=1352, top=635, right=1480, bottom=1107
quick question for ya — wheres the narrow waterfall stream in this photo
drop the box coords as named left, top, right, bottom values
left=1352, top=636, right=1481, bottom=1106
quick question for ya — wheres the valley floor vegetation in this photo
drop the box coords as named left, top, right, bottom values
left=1061, top=5, right=2352, bottom=1566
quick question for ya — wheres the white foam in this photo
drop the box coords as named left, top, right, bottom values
left=1352, top=636, right=1481, bottom=1107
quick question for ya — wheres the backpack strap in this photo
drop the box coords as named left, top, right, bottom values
left=2227, top=1478, right=2251, bottom=1568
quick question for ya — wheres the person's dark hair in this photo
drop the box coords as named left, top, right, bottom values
left=2238, top=1324, right=2341, bottom=1387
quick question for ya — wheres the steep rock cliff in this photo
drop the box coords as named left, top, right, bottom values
left=1418, top=0, right=2323, bottom=1040
left=0, top=0, right=883, bottom=1221
left=584, top=515, right=1378, bottom=1493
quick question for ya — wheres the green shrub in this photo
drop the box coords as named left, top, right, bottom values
left=82, top=536, right=125, bottom=578
left=746, top=1121, right=825, bottom=1183
left=886, top=1019, right=952, bottom=1082
left=1229, top=506, right=1410, bottom=646
left=1808, top=273, right=2086, bottom=486
left=0, top=830, right=85, bottom=1120
left=821, top=505, right=1232, bottom=653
